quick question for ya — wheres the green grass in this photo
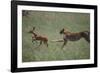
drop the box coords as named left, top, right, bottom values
left=22, top=10, right=90, bottom=62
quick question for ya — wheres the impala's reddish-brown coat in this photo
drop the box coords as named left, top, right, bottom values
left=60, top=28, right=90, bottom=49
left=29, top=27, right=48, bottom=47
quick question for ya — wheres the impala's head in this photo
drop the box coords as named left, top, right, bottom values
left=60, top=28, right=65, bottom=34
left=28, top=27, right=36, bottom=33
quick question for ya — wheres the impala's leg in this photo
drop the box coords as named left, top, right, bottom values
left=61, top=40, right=67, bottom=49
left=44, top=41, right=48, bottom=47
left=32, top=38, right=37, bottom=44
left=84, top=36, right=90, bottom=43
left=46, top=42, right=48, bottom=47
left=32, top=38, right=35, bottom=42
left=81, top=31, right=90, bottom=43
left=32, top=37, right=34, bottom=42
left=32, top=37, right=36, bottom=42
left=39, top=41, right=42, bottom=46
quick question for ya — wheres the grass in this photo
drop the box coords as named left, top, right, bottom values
left=22, top=10, right=90, bottom=62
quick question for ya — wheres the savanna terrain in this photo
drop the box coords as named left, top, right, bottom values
left=22, top=10, right=90, bottom=62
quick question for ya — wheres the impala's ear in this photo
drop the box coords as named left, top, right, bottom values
left=62, top=28, right=65, bottom=31
left=33, top=27, right=35, bottom=31
left=60, top=28, right=64, bottom=34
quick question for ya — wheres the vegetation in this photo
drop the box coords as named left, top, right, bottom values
left=22, top=10, right=90, bottom=62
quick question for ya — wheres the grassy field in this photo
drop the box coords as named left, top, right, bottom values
left=22, top=10, right=90, bottom=62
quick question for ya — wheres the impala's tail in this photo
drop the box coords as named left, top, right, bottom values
left=81, top=31, right=90, bottom=43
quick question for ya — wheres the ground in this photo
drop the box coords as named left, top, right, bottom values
left=22, top=10, right=90, bottom=62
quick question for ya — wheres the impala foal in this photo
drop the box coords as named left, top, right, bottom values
left=28, top=27, right=48, bottom=47
left=60, top=28, right=90, bottom=49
